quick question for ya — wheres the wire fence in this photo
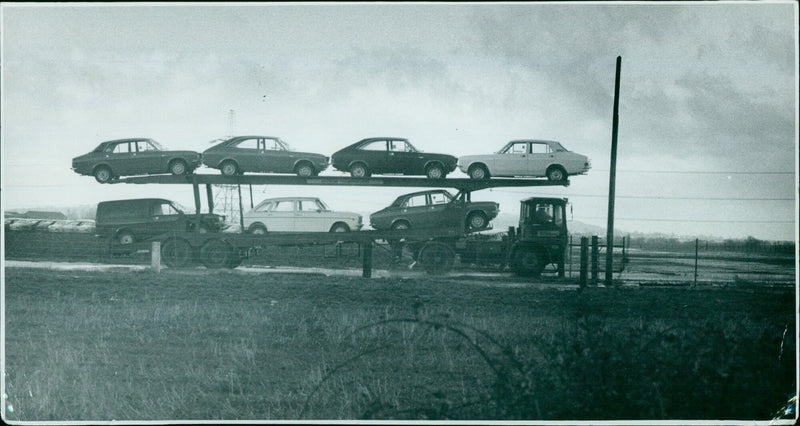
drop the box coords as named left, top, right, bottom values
left=3, top=228, right=796, bottom=287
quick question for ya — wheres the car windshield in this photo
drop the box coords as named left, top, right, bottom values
left=404, top=140, right=419, bottom=152
left=316, top=199, right=330, bottom=211
left=551, top=142, right=568, bottom=152
left=148, top=139, right=165, bottom=150
left=170, top=201, right=189, bottom=214
left=276, top=138, right=293, bottom=151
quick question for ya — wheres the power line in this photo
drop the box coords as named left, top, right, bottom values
left=591, top=169, right=794, bottom=175
left=575, top=216, right=795, bottom=224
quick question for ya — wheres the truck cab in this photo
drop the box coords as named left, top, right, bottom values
left=511, top=197, right=569, bottom=276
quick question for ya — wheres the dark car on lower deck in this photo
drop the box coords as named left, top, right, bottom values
left=370, top=189, right=499, bottom=232
left=71, top=138, right=202, bottom=183
left=331, top=137, right=457, bottom=179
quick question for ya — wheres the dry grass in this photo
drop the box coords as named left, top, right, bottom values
left=3, top=267, right=796, bottom=421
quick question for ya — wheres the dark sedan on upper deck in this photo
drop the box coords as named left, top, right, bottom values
left=71, top=138, right=202, bottom=183
left=202, top=136, right=329, bottom=177
left=331, top=137, right=457, bottom=179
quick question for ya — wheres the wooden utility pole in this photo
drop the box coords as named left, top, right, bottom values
left=606, top=56, right=622, bottom=286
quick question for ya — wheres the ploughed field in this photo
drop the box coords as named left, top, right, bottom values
left=3, top=260, right=796, bottom=420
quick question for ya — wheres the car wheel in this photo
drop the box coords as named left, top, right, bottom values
left=329, top=223, right=350, bottom=233
left=349, top=163, right=370, bottom=178
left=220, top=160, right=239, bottom=176
left=169, top=160, right=188, bottom=176
left=468, top=164, right=489, bottom=180
left=546, top=165, right=567, bottom=181
left=117, top=231, right=135, bottom=245
left=391, top=220, right=410, bottom=231
left=249, top=224, right=267, bottom=235
left=466, top=211, right=488, bottom=230
left=295, top=162, right=315, bottom=177
left=93, top=166, right=113, bottom=183
left=425, top=163, right=445, bottom=179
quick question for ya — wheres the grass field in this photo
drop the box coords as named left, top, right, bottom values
left=2, top=266, right=796, bottom=421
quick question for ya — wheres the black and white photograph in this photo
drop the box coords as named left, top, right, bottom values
left=1, top=1, right=797, bottom=423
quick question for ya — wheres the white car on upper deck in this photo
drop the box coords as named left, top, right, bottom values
left=458, top=139, right=591, bottom=181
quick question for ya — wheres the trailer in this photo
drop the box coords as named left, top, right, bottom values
left=109, top=174, right=570, bottom=275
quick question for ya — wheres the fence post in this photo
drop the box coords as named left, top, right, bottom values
left=151, top=241, right=161, bottom=273
left=579, top=237, right=588, bottom=288
left=362, top=241, right=373, bottom=278
left=591, top=235, right=599, bottom=285
left=693, top=238, right=698, bottom=288
left=568, top=235, right=573, bottom=278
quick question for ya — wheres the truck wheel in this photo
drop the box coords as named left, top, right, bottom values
left=161, top=238, right=192, bottom=267
left=94, top=166, right=113, bottom=183
left=546, top=165, right=567, bottom=182
left=513, top=249, right=546, bottom=276
left=220, top=160, right=239, bottom=176
left=199, top=238, right=233, bottom=269
left=466, top=211, right=488, bottom=230
left=418, top=242, right=455, bottom=275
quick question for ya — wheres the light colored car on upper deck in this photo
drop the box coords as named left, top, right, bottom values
left=243, top=197, right=362, bottom=234
left=458, top=140, right=591, bottom=181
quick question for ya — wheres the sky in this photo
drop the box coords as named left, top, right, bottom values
left=1, top=2, right=797, bottom=241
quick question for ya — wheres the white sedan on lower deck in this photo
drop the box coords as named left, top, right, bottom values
left=458, top=139, right=591, bottom=181
left=243, top=197, right=363, bottom=234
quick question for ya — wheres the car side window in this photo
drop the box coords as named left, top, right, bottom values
left=507, top=142, right=528, bottom=154
left=255, top=202, right=273, bottom=212
left=389, top=141, right=411, bottom=152
left=272, top=201, right=295, bottom=212
left=430, top=192, right=450, bottom=205
left=107, top=143, right=130, bottom=154
left=152, top=202, right=178, bottom=216
left=360, top=141, right=387, bottom=151
left=402, top=194, right=428, bottom=208
left=531, top=143, right=549, bottom=154
left=298, top=201, right=320, bottom=212
left=136, top=141, right=157, bottom=152
left=236, top=139, right=260, bottom=150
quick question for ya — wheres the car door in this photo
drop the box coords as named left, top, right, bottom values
left=134, top=140, right=167, bottom=174
left=102, top=141, right=136, bottom=175
left=427, top=190, right=458, bottom=226
left=397, top=193, right=431, bottom=228
left=385, top=140, right=413, bottom=174
left=259, top=138, right=293, bottom=173
left=528, top=142, right=552, bottom=176
left=493, top=141, right=529, bottom=176
left=148, top=200, right=184, bottom=236
left=268, top=200, right=297, bottom=231
left=294, top=199, right=326, bottom=232
left=356, top=140, right=389, bottom=173
left=232, top=137, right=262, bottom=172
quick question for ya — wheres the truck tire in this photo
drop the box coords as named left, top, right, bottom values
left=417, top=241, right=455, bottom=275
left=161, top=238, right=192, bottom=267
left=199, top=238, right=233, bottom=269
left=513, top=248, right=546, bottom=277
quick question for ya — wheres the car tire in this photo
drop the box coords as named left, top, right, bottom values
left=391, top=220, right=410, bottom=231
left=295, top=162, right=315, bottom=177
left=425, top=163, right=445, bottom=179
left=466, top=211, right=488, bottom=230
left=117, top=230, right=135, bottom=245
left=349, top=163, right=370, bottom=178
left=220, top=160, right=239, bottom=176
left=468, top=164, right=490, bottom=180
left=329, top=223, right=350, bottom=233
left=169, top=160, right=188, bottom=176
left=546, top=165, right=567, bottom=181
left=249, top=224, right=267, bottom=235
left=93, top=166, right=113, bottom=183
